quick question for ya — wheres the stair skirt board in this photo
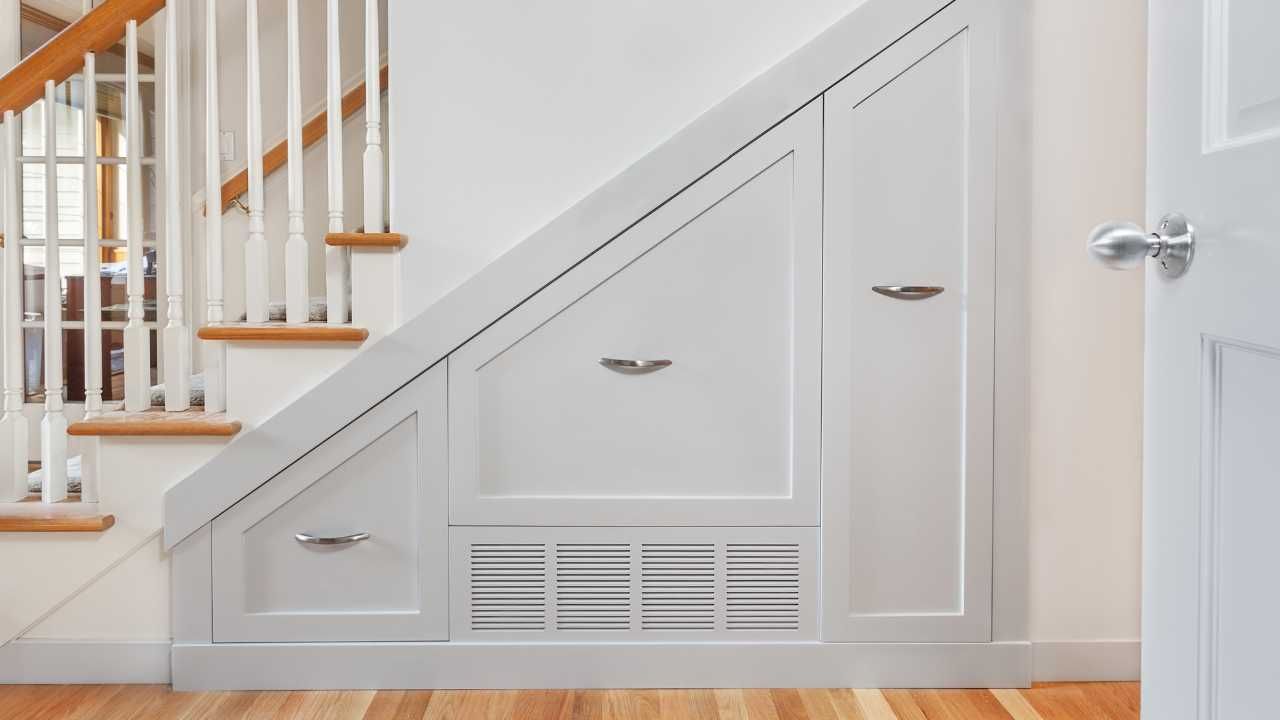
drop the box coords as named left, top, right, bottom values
left=170, top=641, right=1032, bottom=691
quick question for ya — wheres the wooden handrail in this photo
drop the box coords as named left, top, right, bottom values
left=20, top=3, right=156, bottom=70
left=218, top=63, right=389, bottom=215
left=0, top=0, right=166, bottom=117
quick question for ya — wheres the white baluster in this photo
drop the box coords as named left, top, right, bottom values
left=81, top=51, right=102, bottom=502
left=362, top=0, right=382, bottom=237
left=41, top=80, right=68, bottom=503
left=0, top=112, right=29, bottom=502
left=161, top=2, right=189, bottom=411
left=353, top=0, right=397, bottom=335
left=123, top=20, right=150, bottom=411
left=284, top=0, right=307, bottom=324
left=244, top=0, right=267, bottom=323
left=203, top=0, right=225, bottom=413
left=324, top=0, right=348, bottom=325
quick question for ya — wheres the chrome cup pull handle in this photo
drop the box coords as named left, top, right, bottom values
left=599, top=358, right=672, bottom=370
left=294, top=531, right=370, bottom=545
left=871, top=285, right=945, bottom=300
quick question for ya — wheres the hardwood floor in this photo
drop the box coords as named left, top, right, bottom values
left=0, top=683, right=1137, bottom=719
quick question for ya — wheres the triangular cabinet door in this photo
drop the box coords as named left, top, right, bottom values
left=448, top=101, right=822, bottom=527
left=211, top=364, right=448, bottom=642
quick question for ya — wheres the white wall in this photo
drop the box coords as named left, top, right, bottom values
left=389, top=0, right=870, bottom=319
left=1026, top=0, right=1145, bottom=648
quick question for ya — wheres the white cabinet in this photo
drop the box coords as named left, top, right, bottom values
left=211, top=364, right=448, bottom=642
left=820, top=11, right=998, bottom=642
left=448, top=102, right=822, bottom=527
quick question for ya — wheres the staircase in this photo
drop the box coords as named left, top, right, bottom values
left=0, top=0, right=397, bottom=646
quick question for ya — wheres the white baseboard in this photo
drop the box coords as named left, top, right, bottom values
left=0, top=639, right=171, bottom=684
left=173, top=641, right=1032, bottom=691
left=1031, top=640, right=1140, bottom=682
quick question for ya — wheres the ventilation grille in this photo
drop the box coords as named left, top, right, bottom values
left=453, top=529, right=814, bottom=640
left=469, top=543, right=547, bottom=632
left=726, top=544, right=801, bottom=631
left=554, top=544, right=631, bottom=631
left=640, top=544, right=716, bottom=631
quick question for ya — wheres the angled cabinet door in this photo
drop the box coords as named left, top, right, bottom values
left=449, top=101, right=822, bottom=527
left=211, top=363, right=448, bottom=642
left=821, top=2, right=998, bottom=642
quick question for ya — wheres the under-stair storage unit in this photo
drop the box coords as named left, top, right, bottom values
left=210, top=363, right=448, bottom=643
left=448, top=102, right=822, bottom=528
left=820, top=14, right=998, bottom=642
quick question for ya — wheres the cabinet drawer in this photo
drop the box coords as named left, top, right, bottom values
left=449, top=102, right=822, bottom=527
left=211, top=363, right=448, bottom=643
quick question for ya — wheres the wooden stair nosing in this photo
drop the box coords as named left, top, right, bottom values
left=0, top=513, right=115, bottom=532
left=196, top=324, right=370, bottom=343
left=68, top=410, right=242, bottom=437
left=324, top=232, right=406, bottom=248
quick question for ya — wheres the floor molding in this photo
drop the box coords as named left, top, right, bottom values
left=172, top=641, right=1032, bottom=691
left=0, top=639, right=171, bottom=684
left=1031, top=640, right=1140, bottom=682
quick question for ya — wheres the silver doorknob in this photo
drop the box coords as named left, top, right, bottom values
left=1087, top=211, right=1195, bottom=278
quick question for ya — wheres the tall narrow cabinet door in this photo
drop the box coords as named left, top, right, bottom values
left=821, top=1, right=998, bottom=643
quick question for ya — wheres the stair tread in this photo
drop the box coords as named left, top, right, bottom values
left=0, top=502, right=114, bottom=532
left=68, top=409, right=242, bottom=437
left=197, top=323, right=369, bottom=343
left=325, top=231, right=406, bottom=248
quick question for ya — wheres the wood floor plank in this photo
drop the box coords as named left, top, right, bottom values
left=795, top=689, right=840, bottom=720
left=1075, top=683, right=1139, bottom=720
left=741, top=689, right=782, bottom=720
left=906, top=690, right=966, bottom=720
left=989, top=690, right=1043, bottom=720
left=511, top=690, right=572, bottom=720
left=605, top=688, right=660, bottom=720
left=422, top=689, right=466, bottom=720
left=95, top=685, right=172, bottom=720
left=658, top=689, right=719, bottom=720
left=881, top=690, right=927, bottom=720
left=714, top=689, right=750, bottom=720
left=238, top=690, right=292, bottom=719
left=851, top=690, right=899, bottom=720
left=822, top=689, right=870, bottom=720
left=1020, top=684, right=1118, bottom=720
left=568, top=690, right=606, bottom=720
left=770, top=689, right=810, bottom=720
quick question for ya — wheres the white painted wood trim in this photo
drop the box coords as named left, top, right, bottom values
left=0, top=111, right=28, bottom=501
left=1031, top=640, right=1141, bottom=682
left=243, top=0, right=268, bottom=324
left=40, top=80, right=68, bottom=503
left=165, top=0, right=960, bottom=549
left=203, top=0, right=226, bottom=414
left=171, top=640, right=1031, bottom=691
left=123, top=20, right=151, bottom=412
left=990, top=0, right=1031, bottom=645
left=0, top=640, right=171, bottom=684
left=80, top=52, right=103, bottom=503
left=283, top=0, right=308, bottom=324
left=324, top=0, right=349, bottom=326
left=171, top=523, right=213, bottom=644
left=162, top=2, right=191, bottom=412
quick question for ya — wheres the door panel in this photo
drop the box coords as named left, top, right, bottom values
left=211, top=363, right=448, bottom=642
left=1144, top=0, right=1280, bottom=716
left=449, top=102, right=821, bottom=527
left=822, top=5, right=997, bottom=642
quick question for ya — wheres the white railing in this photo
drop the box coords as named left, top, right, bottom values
left=0, top=0, right=390, bottom=504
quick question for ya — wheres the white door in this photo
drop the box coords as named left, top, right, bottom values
left=1089, top=1, right=1280, bottom=716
